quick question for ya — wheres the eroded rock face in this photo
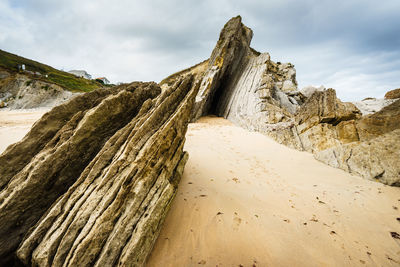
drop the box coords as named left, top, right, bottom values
left=295, top=89, right=362, bottom=152
left=315, top=128, right=400, bottom=186
left=192, top=16, right=253, bottom=119
left=165, top=16, right=303, bottom=149
left=303, top=97, right=400, bottom=185
left=289, top=90, right=400, bottom=185
left=0, top=74, right=74, bottom=109
left=0, top=77, right=198, bottom=265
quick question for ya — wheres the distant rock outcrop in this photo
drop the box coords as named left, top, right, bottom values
left=0, top=72, right=74, bottom=109
left=353, top=97, right=397, bottom=115
left=384, top=88, right=400, bottom=99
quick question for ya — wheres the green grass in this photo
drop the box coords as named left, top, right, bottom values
left=0, top=49, right=103, bottom=92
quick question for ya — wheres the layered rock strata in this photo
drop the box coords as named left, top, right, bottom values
left=0, top=76, right=198, bottom=265
left=315, top=99, right=400, bottom=185
left=162, top=16, right=400, bottom=185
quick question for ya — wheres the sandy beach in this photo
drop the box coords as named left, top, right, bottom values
left=147, top=117, right=400, bottom=266
left=0, top=112, right=399, bottom=266
left=0, top=109, right=49, bottom=153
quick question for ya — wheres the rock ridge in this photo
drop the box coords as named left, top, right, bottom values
left=0, top=76, right=199, bottom=265
left=161, top=16, right=400, bottom=185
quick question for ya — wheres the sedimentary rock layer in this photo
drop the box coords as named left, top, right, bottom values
left=161, top=16, right=400, bottom=185
left=0, top=77, right=198, bottom=265
left=314, top=99, right=400, bottom=185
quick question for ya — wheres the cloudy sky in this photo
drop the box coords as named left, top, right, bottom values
left=1, top=0, right=400, bottom=101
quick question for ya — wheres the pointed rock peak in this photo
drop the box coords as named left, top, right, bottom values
left=215, top=15, right=253, bottom=51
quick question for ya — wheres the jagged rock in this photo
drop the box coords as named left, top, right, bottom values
left=215, top=52, right=297, bottom=131
left=384, top=88, right=400, bottom=99
left=312, top=99, right=400, bottom=185
left=192, top=15, right=253, bottom=119
left=0, top=87, right=120, bottom=190
left=165, top=16, right=300, bottom=138
left=315, top=129, right=400, bottom=186
left=0, top=77, right=198, bottom=265
left=356, top=99, right=400, bottom=140
left=296, top=89, right=361, bottom=132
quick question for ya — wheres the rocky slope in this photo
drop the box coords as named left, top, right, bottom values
left=0, top=70, right=74, bottom=109
left=161, top=16, right=400, bottom=185
left=0, top=49, right=105, bottom=109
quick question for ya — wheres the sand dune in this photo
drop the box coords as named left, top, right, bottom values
left=147, top=116, right=400, bottom=266
left=0, top=112, right=399, bottom=266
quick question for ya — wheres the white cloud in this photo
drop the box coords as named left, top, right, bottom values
left=1, top=0, right=399, bottom=100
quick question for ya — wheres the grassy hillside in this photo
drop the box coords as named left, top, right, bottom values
left=0, top=49, right=103, bottom=92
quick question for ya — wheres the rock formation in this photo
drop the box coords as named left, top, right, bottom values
left=385, top=88, right=400, bottom=99
left=315, top=99, right=400, bottom=185
left=161, top=16, right=400, bottom=185
left=0, top=76, right=198, bottom=265
left=0, top=14, right=399, bottom=267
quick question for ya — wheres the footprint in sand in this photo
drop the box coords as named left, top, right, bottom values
left=233, top=214, right=242, bottom=230
left=232, top=177, right=240, bottom=183
left=310, top=214, right=319, bottom=222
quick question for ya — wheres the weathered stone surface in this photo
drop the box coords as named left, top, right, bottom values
left=215, top=52, right=296, bottom=133
left=384, top=88, right=400, bottom=99
left=296, top=89, right=361, bottom=134
left=356, top=99, right=400, bottom=140
left=315, top=129, right=400, bottom=186
left=0, top=77, right=198, bottom=265
left=0, top=87, right=120, bottom=191
left=192, top=15, right=253, bottom=119
left=1, top=14, right=399, bottom=267
left=309, top=99, right=400, bottom=185
left=0, top=82, right=159, bottom=264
